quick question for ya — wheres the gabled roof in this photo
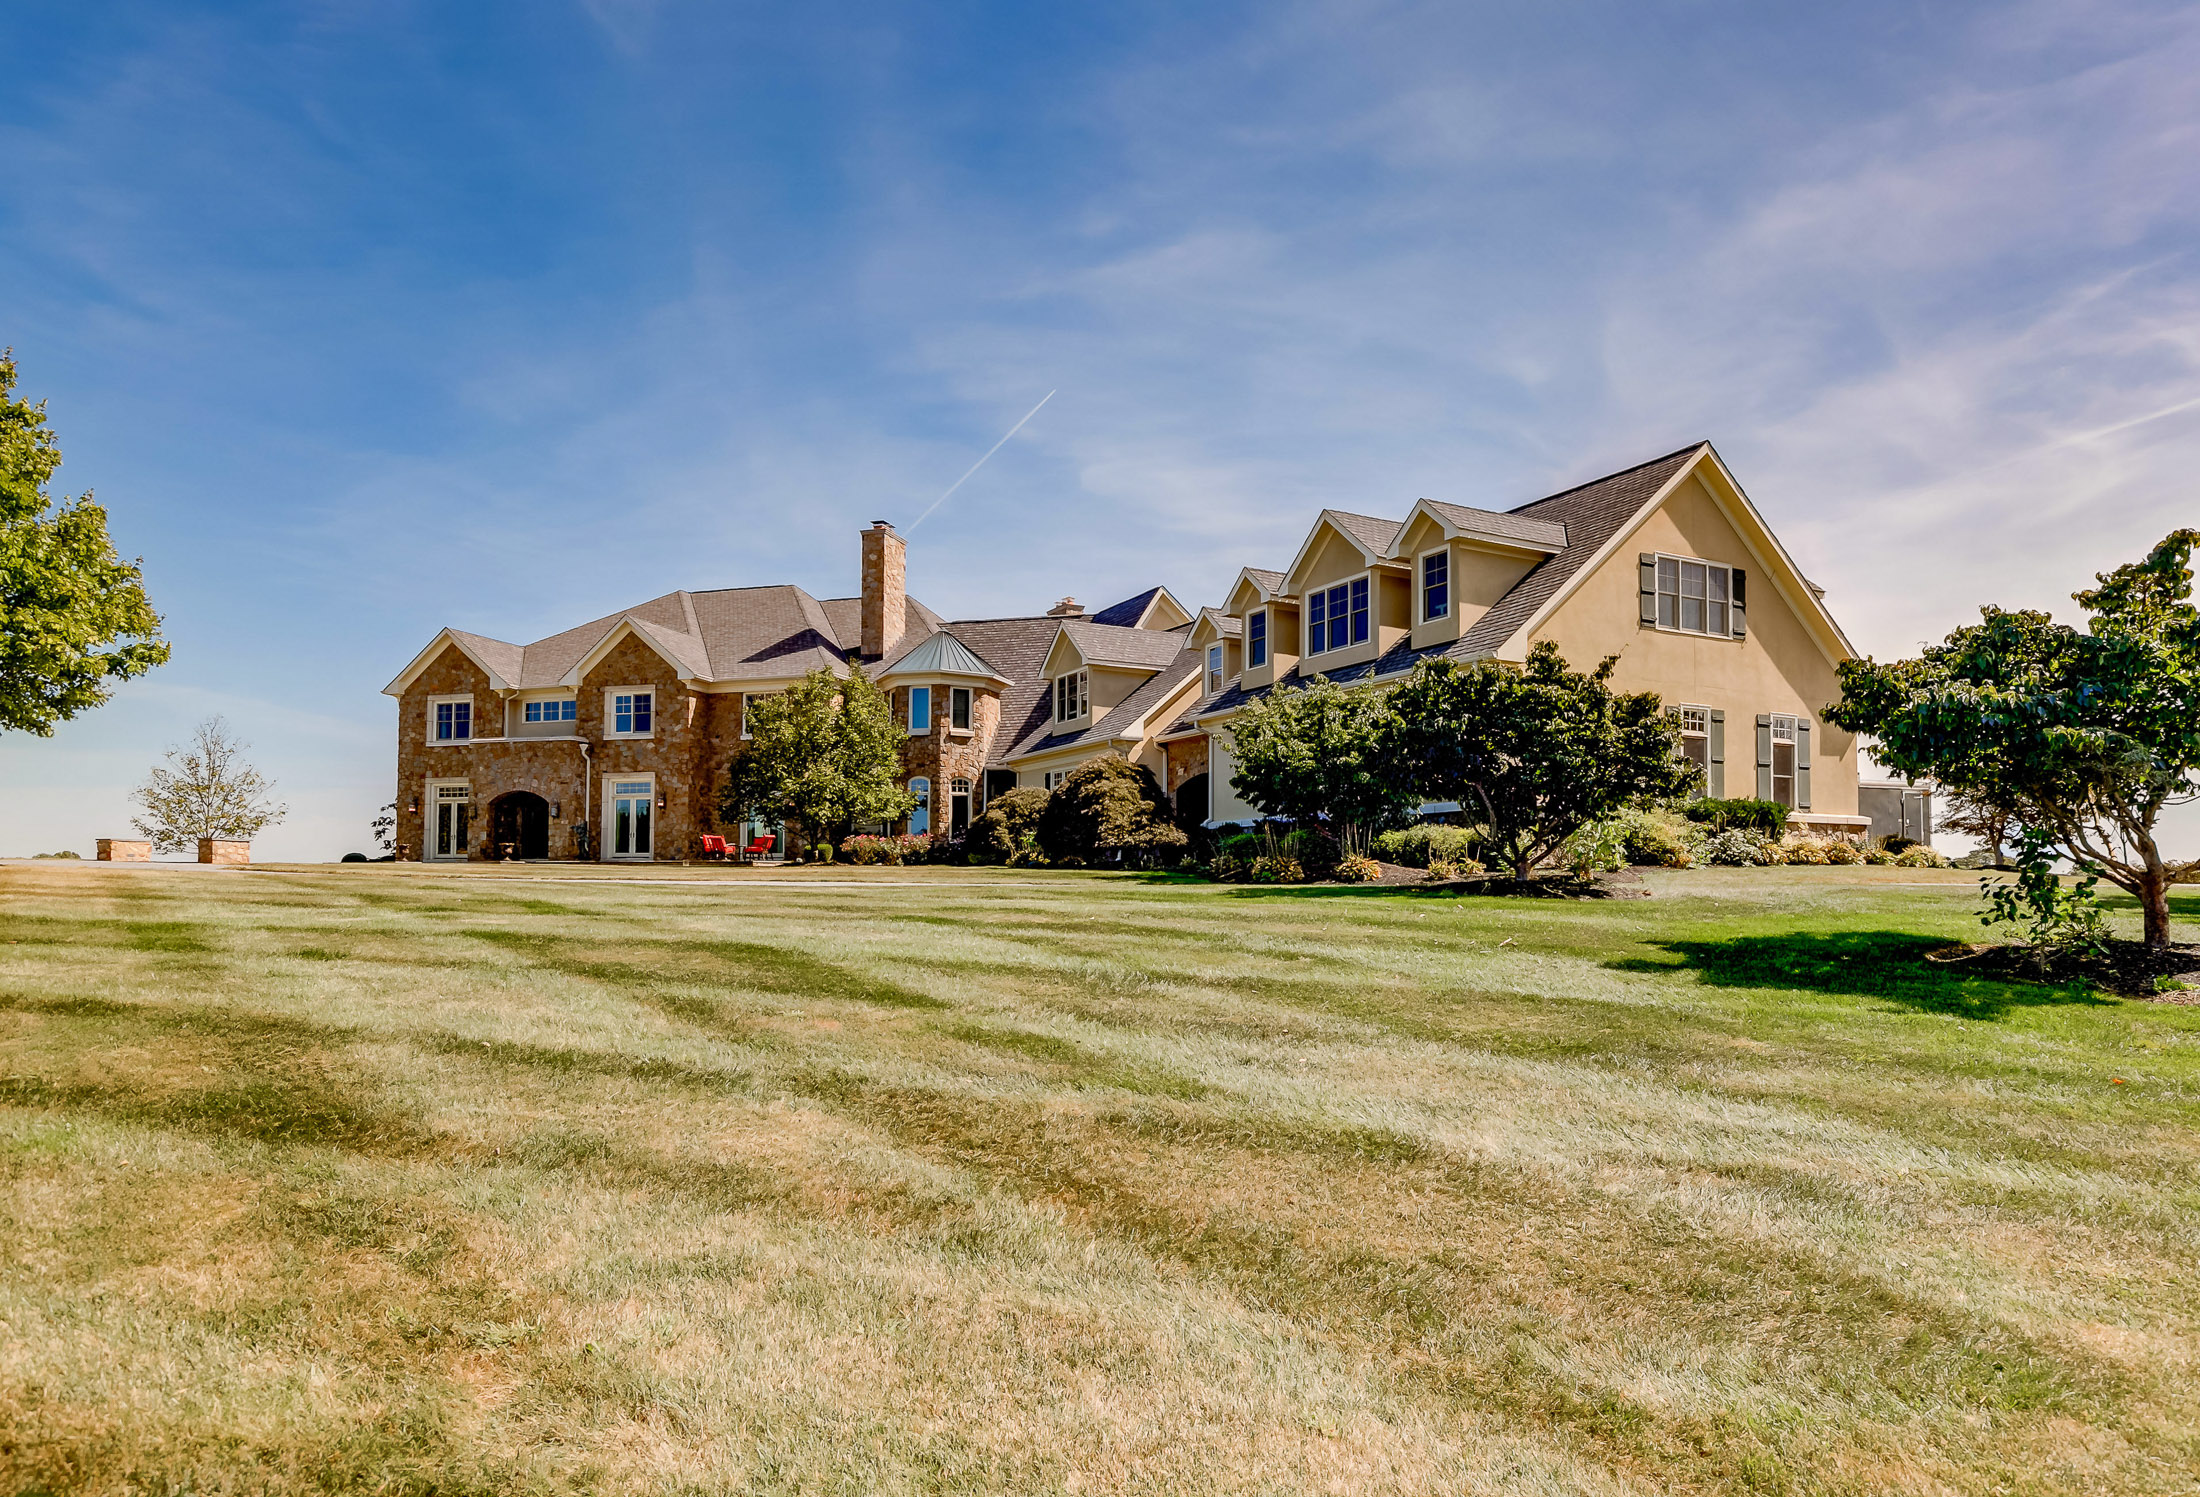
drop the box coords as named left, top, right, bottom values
left=1186, top=606, right=1241, bottom=647
left=1006, top=642, right=1205, bottom=762
left=1054, top=619, right=1195, bottom=671
left=1227, top=567, right=1289, bottom=607
left=382, top=627, right=525, bottom=696
left=878, top=628, right=1010, bottom=684
left=1282, top=510, right=1404, bottom=587
left=1402, top=498, right=1569, bottom=554
left=1088, top=586, right=1192, bottom=630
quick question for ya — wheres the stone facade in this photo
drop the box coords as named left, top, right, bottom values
left=97, top=839, right=152, bottom=862
left=890, top=684, right=1001, bottom=837
left=862, top=523, right=907, bottom=659
left=198, top=839, right=251, bottom=865
left=1163, top=735, right=1208, bottom=795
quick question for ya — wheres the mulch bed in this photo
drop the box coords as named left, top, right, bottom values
left=1926, top=939, right=2200, bottom=1000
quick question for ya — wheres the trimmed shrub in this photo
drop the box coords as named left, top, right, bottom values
left=1334, top=853, right=1381, bottom=883
left=966, top=788, right=1050, bottom=864
left=1683, top=798, right=1790, bottom=835
left=1563, top=818, right=1627, bottom=876
left=1208, top=851, right=1250, bottom=882
left=1371, top=824, right=1482, bottom=869
left=1780, top=835, right=1833, bottom=865
left=1036, top=759, right=1188, bottom=867
left=1702, top=829, right=1767, bottom=866
left=1424, top=856, right=1485, bottom=881
left=1247, top=854, right=1304, bottom=884
left=1615, top=808, right=1701, bottom=867
left=1823, top=839, right=1864, bottom=865
left=1893, top=844, right=1952, bottom=868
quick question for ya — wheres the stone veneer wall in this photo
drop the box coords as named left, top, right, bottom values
left=894, top=686, right=1001, bottom=832
left=1163, top=735, right=1209, bottom=796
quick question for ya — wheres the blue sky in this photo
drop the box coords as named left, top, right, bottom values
left=4, top=0, right=2198, bottom=859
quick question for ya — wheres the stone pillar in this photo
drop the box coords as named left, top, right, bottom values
left=197, top=838, right=251, bottom=865
left=861, top=521, right=906, bottom=660
left=96, top=839, right=152, bottom=862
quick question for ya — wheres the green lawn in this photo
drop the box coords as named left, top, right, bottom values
left=1, top=861, right=2195, bottom=1496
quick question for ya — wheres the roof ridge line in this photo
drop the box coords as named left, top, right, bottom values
left=1508, top=441, right=1709, bottom=515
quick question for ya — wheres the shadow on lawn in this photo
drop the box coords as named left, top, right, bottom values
left=1607, top=930, right=2114, bottom=1020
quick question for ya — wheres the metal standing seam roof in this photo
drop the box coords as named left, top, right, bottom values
left=878, top=628, right=1007, bottom=681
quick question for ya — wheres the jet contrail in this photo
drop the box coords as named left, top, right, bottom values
left=906, top=389, right=1056, bottom=531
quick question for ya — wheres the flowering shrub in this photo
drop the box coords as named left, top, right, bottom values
left=839, top=833, right=940, bottom=866
left=1702, top=829, right=1768, bottom=866
left=1893, top=844, right=1952, bottom=868
left=1823, top=838, right=1864, bottom=865
left=1334, top=853, right=1382, bottom=883
left=1424, top=857, right=1485, bottom=881
left=1246, top=854, right=1305, bottom=884
left=1780, top=835, right=1832, bottom=865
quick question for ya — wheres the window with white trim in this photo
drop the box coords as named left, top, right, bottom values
left=1654, top=555, right=1734, bottom=637
left=429, top=696, right=473, bottom=742
left=1770, top=713, right=1798, bottom=808
left=1247, top=609, right=1268, bottom=668
left=908, top=686, right=931, bottom=734
left=1053, top=670, right=1088, bottom=723
left=429, top=781, right=471, bottom=857
left=608, top=689, right=653, bottom=737
left=1421, top=550, right=1449, bottom=622
left=522, top=698, right=576, bottom=723
left=1043, top=769, right=1070, bottom=791
left=1206, top=645, right=1224, bottom=696
left=1673, top=704, right=1710, bottom=775
left=740, top=692, right=776, bottom=738
left=950, top=686, right=972, bottom=731
left=907, top=777, right=931, bottom=835
left=1306, top=577, right=1370, bottom=655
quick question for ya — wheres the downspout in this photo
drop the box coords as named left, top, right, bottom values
left=577, top=734, right=593, bottom=860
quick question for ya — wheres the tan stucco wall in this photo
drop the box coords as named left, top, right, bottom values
left=1294, top=527, right=1369, bottom=595
left=1526, top=471, right=1856, bottom=815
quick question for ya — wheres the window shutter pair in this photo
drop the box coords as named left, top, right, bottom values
left=1755, top=714, right=1774, bottom=801
left=1795, top=719, right=1811, bottom=809
left=1707, top=709, right=1725, bottom=798
left=1638, top=554, right=1657, bottom=626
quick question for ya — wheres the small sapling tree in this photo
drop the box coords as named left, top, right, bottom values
left=130, top=716, right=288, bottom=852
left=720, top=664, right=914, bottom=848
left=1381, top=643, right=1697, bottom=881
left=1826, top=529, right=2200, bottom=950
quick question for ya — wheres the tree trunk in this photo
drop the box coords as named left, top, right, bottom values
left=2141, top=870, right=2172, bottom=951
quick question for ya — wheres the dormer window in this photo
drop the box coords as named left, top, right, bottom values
left=1247, top=610, right=1268, bottom=668
left=1421, top=551, right=1448, bottom=622
left=1306, top=578, right=1369, bottom=655
left=1053, top=670, right=1088, bottom=723
left=1206, top=645, right=1224, bottom=696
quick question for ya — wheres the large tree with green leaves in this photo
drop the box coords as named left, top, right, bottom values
left=719, top=664, right=915, bottom=847
left=130, top=715, right=288, bottom=853
left=1380, top=643, right=1696, bottom=880
left=1, top=352, right=168, bottom=734
left=1225, top=672, right=1417, bottom=850
left=1826, top=529, right=2200, bottom=950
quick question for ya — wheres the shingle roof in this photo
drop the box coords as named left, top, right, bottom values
left=1058, top=620, right=1192, bottom=670
left=926, top=616, right=1066, bottom=766
left=1187, top=443, right=1711, bottom=720
left=1008, top=643, right=1204, bottom=760
left=1090, top=587, right=1162, bottom=628
left=1194, top=606, right=1241, bottom=638
left=1416, top=499, right=1569, bottom=552
left=1239, top=567, right=1286, bottom=597
left=1322, top=510, right=1405, bottom=559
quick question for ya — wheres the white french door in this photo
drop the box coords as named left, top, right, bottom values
left=605, top=776, right=655, bottom=860
left=428, top=781, right=471, bottom=860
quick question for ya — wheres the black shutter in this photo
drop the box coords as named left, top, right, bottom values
left=1639, top=554, right=1658, bottom=626
left=1796, top=720, right=1812, bottom=810
left=1755, top=714, right=1774, bottom=801
left=1731, top=568, right=1748, bottom=636
left=1708, top=710, right=1725, bottom=799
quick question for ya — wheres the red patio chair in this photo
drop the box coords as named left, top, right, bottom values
left=696, top=834, right=730, bottom=861
left=741, top=833, right=776, bottom=861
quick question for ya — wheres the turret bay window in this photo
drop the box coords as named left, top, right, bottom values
left=1421, top=551, right=1448, bottom=622
left=950, top=687, right=972, bottom=731
left=908, top=778, right=931, bottom=836
left=1642, top=553, right=1746, bottom=638
left=1054, top=670, right=1088, bottom=723
left=1306, top=578, right=1370, bottom=655
left=430, top=696, right=472, bottom=742
left=1247, top=610, right=1268, bottom=668
left=908, top=686, right=931, bottom=734
left=608, top=689, right=654, bottom=737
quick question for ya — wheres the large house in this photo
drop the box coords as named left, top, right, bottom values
left=384, top=440, right=1865, bottom=860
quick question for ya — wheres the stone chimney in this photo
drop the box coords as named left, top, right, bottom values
left=1046, top=597, right=1084, bottom=618
left=861, top=520, right=907, bottom=659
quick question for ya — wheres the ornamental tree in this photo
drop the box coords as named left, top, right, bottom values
left=1380, top=643, right=1697, bottom=881
left=719, top=663, right=915, bottom=846
left=130, top=716, right=288, bottom=853
left=1, top=351, right=169, bottom=733
left=1225, top=672, right=1418, bottom=851
left=1825, top=529, right=2200, bottom=950
left=1033, top=757, right=1187, bottom=867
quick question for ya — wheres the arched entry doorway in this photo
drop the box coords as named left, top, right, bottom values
left=1174, top=773, right=1210, bottom=829
left=488, top=791, right=551, bottom=859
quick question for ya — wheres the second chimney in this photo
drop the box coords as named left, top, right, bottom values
left=1046, top=597, right=1084, bottom=618
left=861, top=520, right=907, bottom=660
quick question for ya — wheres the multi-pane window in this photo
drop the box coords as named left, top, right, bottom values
left=950, top=687, right=971, bottom=731
left=1054, top=670, right=1088, bottom=722
left=523, top=699, right=576, bottom=723
left=1422, top=551, right=1449, bottom=621
left=1306, top=578, right=1370, bottom=654
left=1043, top=769, right=1069, bottom=791
left=432, top=782, right=471, bottom=857
left=1247, top=610, right=1268, bottom=668
left=433, top=699, right=472, bottom=741
left=1673, top=705, right=1710, bottom=775
left=612, top=691, right=653, bottom=735
left=907, top=778, right=931, bottom=836
left=908, top=686, right=931, bottom=734
left=1655, top=556, right=1733, bottom=636
left=1770, top=714, right=1798, bottom=808
left=1206, top=645, right=1224, bottom=696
